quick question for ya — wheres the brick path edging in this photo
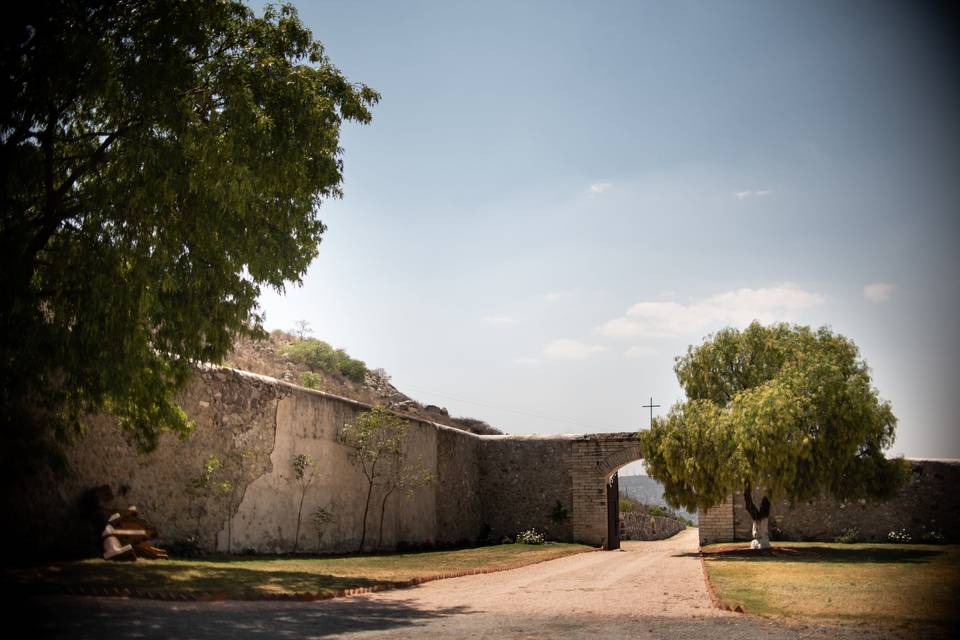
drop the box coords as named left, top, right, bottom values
left=698, top=551, right=745, bottom=614
left=46, top=546, right=601, bottom=603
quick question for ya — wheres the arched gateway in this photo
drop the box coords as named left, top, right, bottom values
left=479, top=432, right=643, bottom=550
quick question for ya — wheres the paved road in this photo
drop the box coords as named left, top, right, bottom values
left=19, top=529, right=938, bottom=639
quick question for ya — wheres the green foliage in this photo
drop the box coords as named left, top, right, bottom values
left=312, top=502, right=337, bottom=553
left=646, top=505, right=668, bottom=517
left=618, top=497, right=635, bottom=513
left=290, top=453, right=316, bottom=553
left=640, top=323, right=908, bottom=517
left=292, top=453, right=315, bottom=484
left=340, top=407, right=434, bottom=550
left=516, top=529, right=545, bottom=545
left=299, top=372, right=324, bottom=390
left=920, top=530, right=945, bottom=544
left=835, top=527, right=861, bottom=544
left=0, top=1, right=379, bottom=471
left=283, top=339, right=367, bottom=384
left=549, top=500, right=570, bottom=523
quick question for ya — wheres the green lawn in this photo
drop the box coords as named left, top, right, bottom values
left=701, top=542, right=960, bottom=628
left=4, top=543, right=592, bottom=600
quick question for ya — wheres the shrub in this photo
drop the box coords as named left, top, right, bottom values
left=647, top=505, right=667, bottom=517
left=835, top=527, right=860, bottom=544
left=162, top=537, right=203, bottom=558
left=549, top=500, right=569, bottom=524
left=618, top=497, right=634, bottom=513
left=516, top=528, right=545, bottom=545
left=299, top=372, right=324, bottom=390
left=281, top=339, right=367, bottom=383
left=921, top=530, right=945, bottom=544
left=887, top=529, right=912, bottom=543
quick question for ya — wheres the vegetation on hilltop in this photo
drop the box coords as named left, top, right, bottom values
left=226, top=330, right=501, bottom=436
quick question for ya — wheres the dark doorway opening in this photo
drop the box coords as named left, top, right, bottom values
left=605, top=472, right=620, bottom=550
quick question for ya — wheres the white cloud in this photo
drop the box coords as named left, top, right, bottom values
left=734, top=189, right=775, bottom=200
left=543, top=339, right=606, bottom=360
left=543, top=290, right=574, bottom=303
left=596, top=286, right=826, bottom=338
left=863, top=283, right=894, bottom=303
left=482, top=315, right=516, bottom=326
left=513, top=356, right=538, bottom=365
left=624, top=346, right=657, bottom=359
left=587, top=182, right=612, bottom=194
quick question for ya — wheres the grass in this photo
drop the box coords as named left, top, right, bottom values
left=4, top=543, right=591, bottom=600
left=701, top=541, right=960, bottom=628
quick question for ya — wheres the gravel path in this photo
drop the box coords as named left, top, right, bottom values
left=20, top=529, right=945, bottom=639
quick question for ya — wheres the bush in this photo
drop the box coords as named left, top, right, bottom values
left=299, top=371, right=324, bottom=390
left=516, top=529, right=545, bottom=545
left=281, top=339, right=367, bottom=383
left=162, top=537, right=203, bottom=558
left=618, top=497, right=634, bottom=513
left=921, top=530, right=945, bottom=544
left=887, top=529, right=912, bottom=543
left=835, top=527, right=860, bottom=544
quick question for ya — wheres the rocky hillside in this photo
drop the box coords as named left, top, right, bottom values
left=225, top=330, right=502, bottom=435
left=619, top=475, right=698, bottom=524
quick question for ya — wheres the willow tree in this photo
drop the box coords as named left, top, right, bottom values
left=640, top=322, right=907, bottom=548
left=0, top=1, right=378, bottom=472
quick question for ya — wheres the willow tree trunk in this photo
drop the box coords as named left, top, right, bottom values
left=743, top=485, right=771, bottom=549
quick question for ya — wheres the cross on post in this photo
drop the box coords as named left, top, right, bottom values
left=642, top=397, right=660, bottom=428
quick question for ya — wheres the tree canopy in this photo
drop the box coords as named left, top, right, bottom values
left=0, top=1, right=378, bottom=470
left=639, top=323, right=906, bottom=542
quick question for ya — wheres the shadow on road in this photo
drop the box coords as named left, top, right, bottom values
left=19, top=594, right=475, bottom=639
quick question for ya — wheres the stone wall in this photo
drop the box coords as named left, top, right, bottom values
left=620, top=513, right=686, bottom=541
left=477, top=436, right=575, bottom=542
left=5, top=367, right=480, bottom=558
left=699, top=460, right=960, bottom=545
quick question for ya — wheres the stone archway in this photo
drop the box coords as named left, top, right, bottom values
left=569, top=434, right=643, bottom=549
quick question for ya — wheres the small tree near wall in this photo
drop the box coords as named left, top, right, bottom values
left=339, top=407, right=433, bottom=551
left=290, top=453, right=317, bottom=553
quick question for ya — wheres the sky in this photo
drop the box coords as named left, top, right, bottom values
left=255, top=0, right=959, bottom=465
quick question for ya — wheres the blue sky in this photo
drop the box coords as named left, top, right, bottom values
left=256, top=1, right=959, bottom=461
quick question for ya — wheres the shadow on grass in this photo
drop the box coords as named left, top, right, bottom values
left=5, top=561, right=406, bottom=597
left=15, top=593, right=475, bottom=640
left=698, top=546, right=947, bottom=564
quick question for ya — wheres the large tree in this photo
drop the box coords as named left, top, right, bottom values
left=639, top=322, right=907, bottom=548
left=0, top=1, right=378, bottom=470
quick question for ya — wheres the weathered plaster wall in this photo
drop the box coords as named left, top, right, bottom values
left=224, top=386, right=441, bottom=554
left=700, top=460, right=960, bottom=545
left=7, top=367, right=477, bottom=557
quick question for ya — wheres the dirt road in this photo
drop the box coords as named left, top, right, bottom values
left=21, top=529, right=934, bottom=639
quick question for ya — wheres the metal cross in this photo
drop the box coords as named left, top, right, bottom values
left=642, top=397, right=661, bottom=427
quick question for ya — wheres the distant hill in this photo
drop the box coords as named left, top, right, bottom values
left=618, top=474, right=698, bottom=524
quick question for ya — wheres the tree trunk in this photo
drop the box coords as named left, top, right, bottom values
left=376, top=488, right=396, bottom=550
left=359, top=479, right=374, bottom=551
left=743, top=484, right=772, bottom=550
left=293, top=489, right=306, bottom=553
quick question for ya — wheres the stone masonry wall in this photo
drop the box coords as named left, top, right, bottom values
left=620, top=513, right=686, bottom=541
left=698, top=497, right=735, bottom=545
left=700, top=460, right=960, bottom=544
left=477, top=436, right=575, bottom=542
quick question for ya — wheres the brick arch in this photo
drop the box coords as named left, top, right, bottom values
left=569, top=433, right=646, bottom=548
left=598, top=442, right=643, bottom=481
